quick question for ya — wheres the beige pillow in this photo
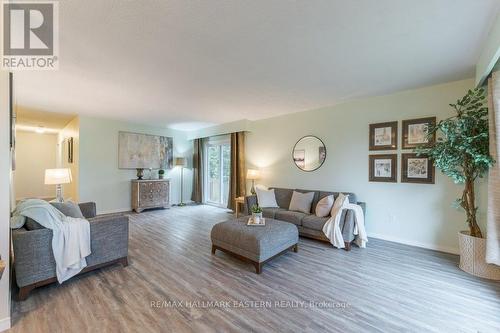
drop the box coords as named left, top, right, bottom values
left=315, top=195, right=334, bottom=217
left=256, top=188, right=279, bottom=208
left=331, top=193, right=349, bottom=217
left=289, top=191, right=315, bottom=214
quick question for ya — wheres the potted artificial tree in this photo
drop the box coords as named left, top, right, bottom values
left=417, top=88, right=500, bottom=279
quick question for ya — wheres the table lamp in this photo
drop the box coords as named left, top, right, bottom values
left=45, top=168, right=72, bottom=203
left=246, top=169, right=260, bottom=195
left=175, top=157, right=187, bottom=206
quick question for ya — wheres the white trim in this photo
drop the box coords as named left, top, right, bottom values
left=0, top=317, right=11, bottom=332
left=368, top=233, right=460, bottom=255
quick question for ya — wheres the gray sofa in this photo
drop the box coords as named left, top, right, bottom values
left=245, top=188, right=366, bottom=250
left=12, top=202, right=129, bottom=300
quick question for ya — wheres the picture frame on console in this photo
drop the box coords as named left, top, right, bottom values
left=402, top=117, right=436, bottom=149
left=369, top=154, right=397, bottom=183
left=401, top=153, right=435, bottom=184
left=369, top=121, right=397, bottom=150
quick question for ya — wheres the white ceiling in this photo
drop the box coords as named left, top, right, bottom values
left=14, top=0, right=500, bottom=131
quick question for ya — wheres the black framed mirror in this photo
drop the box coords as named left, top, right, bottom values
left=292, top=135, right=326, bottom=172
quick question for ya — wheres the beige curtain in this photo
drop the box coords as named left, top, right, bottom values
left=487, top=71, right=500, bottom=266
left=191, top=138, right=204, bottom=204
left=227, top=132, right=246, bottom=211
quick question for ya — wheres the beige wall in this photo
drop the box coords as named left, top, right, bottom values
left=79, top=116, right=192, bottom=214
left=14, top=131, right=57, bottom=200
left=0, top=71, right=11, bottom=330
left=57, top=117, right=80, bottom=201
left=243, top=78, right=482, bottom=253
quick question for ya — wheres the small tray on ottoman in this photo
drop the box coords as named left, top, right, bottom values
left=211, top=216, right=298, bottom=274
left=247, top=218, right=266, bottom=226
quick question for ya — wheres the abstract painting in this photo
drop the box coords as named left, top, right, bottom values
left=118, top=131, right=173, bottom=169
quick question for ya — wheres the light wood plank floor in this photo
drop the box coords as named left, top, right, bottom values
left=9, top=205, right=500, bottom=332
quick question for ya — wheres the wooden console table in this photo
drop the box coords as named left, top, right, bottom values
left=132, top=179, right=170, bottom=213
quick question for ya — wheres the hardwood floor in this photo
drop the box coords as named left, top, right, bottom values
left=9, top=205, right=500, bottom=332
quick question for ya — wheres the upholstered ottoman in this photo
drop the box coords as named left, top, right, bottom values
left=211, top=217, right=299, bottom=273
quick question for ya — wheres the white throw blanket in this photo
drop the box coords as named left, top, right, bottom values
left=322, top=199, right=367, bottom=249
left=11, top=199, right=91, bottom=283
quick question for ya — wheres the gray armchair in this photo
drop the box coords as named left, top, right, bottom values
left=12, top=202, right=129, bottom=300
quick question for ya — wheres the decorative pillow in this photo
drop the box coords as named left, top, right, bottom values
left=315, top=195, right=334, bottom=217
left=255, top=188, right=279, bottom=208
left=330, top=193, right=349, bottom=218
left=50, top=201, right=85, bottom=219
left=289, top=191, right=315, bottom=214
left=25, top=217, right=45, bottom=230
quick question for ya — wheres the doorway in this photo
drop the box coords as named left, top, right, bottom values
left=204, top=136, right=230, bottom=207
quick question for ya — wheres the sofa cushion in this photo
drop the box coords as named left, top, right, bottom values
left=302, top=215, right=329, bottom=231
left=289, top=191, right=315, bottom=214
left=256, top=188, right=279, bottom=208
left=262, top=207, right=286, bottom=219
left=270, top=188, right=294, bottom=209
left=275, top=210, right=307, bottom=226
left=51, top=201, right=85, bottom=218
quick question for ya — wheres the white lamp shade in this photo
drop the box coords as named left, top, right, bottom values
left=246, top=169, right=260, bottom=180
left=175, top=157, right=187, bottom=167
left=45, top=168, right=72, bottom=185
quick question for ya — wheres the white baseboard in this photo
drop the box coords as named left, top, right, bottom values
left=0, top=317, right=11, bottom=332
left=368, top=233, right=460, bottom=255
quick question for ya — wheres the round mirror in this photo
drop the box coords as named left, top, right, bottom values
left=292, top=136, right=326, bottom=172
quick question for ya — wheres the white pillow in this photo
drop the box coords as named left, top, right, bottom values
left=315, top=195, right=334, bottom=217
left=256, top=188, right=279, bottom=208
left=289, top=191, right=315, bottom=214
left=331, top=193, right=349, bottom=218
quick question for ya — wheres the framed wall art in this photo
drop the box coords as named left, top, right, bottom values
left=369, top=121, right=397, bottom=150
left=402, top=117, right=436, bottom=149
left=401, top=153, right=435, bottom=184
left=369, top=154, right=397, bottom=183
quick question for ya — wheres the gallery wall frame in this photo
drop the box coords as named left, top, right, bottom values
left=369, top=121, right=398, bottom=151
left=369, top=154, right=397, bottom=183
left=401, top=153, right=435, bottom=184
left=402, top=117, right=436, bottom=149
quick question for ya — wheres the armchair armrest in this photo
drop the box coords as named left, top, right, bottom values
left=244, top=195, right=257, bottom=215
left=79, top=202, right=97, bottom=219
left=12, top=228, right=56, bottom=287
left=357, top=202, right=366, bottom=216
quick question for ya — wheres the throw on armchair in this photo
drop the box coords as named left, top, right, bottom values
left=244, top=188, right=366, bottom=251
left=12, top=202, right=129, bottom=300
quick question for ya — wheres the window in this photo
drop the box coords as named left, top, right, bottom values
left=204, top=136, right=230, bottom=207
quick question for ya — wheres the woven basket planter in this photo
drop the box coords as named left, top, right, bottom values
left=458, top=231, right=500, bottom=280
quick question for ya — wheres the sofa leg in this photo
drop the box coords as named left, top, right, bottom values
left=18, top=285, right=35, bottom=301
left=344, top=242, right=352, bottom=251
left=293, top=244, right=298, bottom=253
left=120, top=257, right=129, bottom=267
left=254, top=262, right=262, bottom=274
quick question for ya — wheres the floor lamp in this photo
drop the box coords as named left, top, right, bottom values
left=175, top=157, right=187, bottom=206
